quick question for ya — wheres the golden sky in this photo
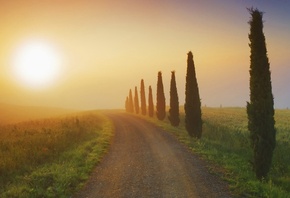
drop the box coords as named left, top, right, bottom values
left=0, top=0, right=289, bottom=109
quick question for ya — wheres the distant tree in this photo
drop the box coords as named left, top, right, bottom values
left=125, top=96, right=129, bottom=112
left=168, top=71, right=180, bottom=126
left=247, top=8, right=276, bottom=180
left=140, top=79, right=147, bottom=115
left=128, top=89, right=134, bottom=113
left=134, top=86, right=140, bottom=114
left=148, top=85, right=154, bottom=117
left=156, top=71, right=166, bottom=120
left=184, top=51, right=202, bottom=138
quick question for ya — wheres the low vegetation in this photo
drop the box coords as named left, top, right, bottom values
left=0, top=111, right=113, bottom=198
left=138, top=107, right=290, bottom=197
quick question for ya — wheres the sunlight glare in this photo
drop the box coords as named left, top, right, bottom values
left=12, top=39, right=63, bottom=88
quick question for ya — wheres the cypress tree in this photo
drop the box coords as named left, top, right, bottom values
left=168, top=71, right=180, bottom=126
left=125, top=96, right=129, bottom=112
left=140, top=79, right=147, bottom=115
left=156, top=71, right=166, bottom=120
left=134, top=86, right=140, bottom=114
left=184, top=51, right=202, bottom=138
left=247, top=8, right=276, bottom=180
left=148, top=85, right=154, bottom=117
left=128, top=89, right=134, bottom=113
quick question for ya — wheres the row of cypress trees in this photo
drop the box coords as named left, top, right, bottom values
left=126, top=8, right=276, bottom=180
left=125, top=51, right=202, bottom=138
left=125, top=79, right=154, bottom=117
left=124, top=71, right=171, bottom=120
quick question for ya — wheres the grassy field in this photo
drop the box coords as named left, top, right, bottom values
left=137, top=107, right=290, bottom=197
left=0, top=111, right=113, bottom=198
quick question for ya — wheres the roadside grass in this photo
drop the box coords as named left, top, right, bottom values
left=136, top=107, right=290, bottom=197
left=0, top=111, right=114, bottom=198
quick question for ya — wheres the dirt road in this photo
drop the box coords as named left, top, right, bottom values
left=74, top=113, right=233, bottom=198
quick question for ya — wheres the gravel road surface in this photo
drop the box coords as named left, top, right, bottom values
left=73, top=112, right=233, bottom=198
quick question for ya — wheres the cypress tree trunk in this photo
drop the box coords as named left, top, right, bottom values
left=156, top=71, right=166, bottom=120
left=247, top=8, right=276, bottom=180
left=168, top=71, right=180, bottom=126
left=148, top=85, right=154, bottom=117
left=140, top=79, right=147, bottom=115
left=134, top=86, right=140, bottom=114
left=128, top=89, right=134, bottom=113
left=184, top=51, right=202, bottom=138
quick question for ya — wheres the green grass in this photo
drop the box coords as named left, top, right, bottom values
left=0, top=111, right=114, bottom=198
left=136, top=107, right=290, bottom=198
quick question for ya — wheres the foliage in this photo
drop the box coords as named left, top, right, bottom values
left=148, top=85, right=154, bottom=117
left=168, top=71, right=180, bottom=126
left=156, top=71, right=166, bottom=120
left=140, top=79, right=147, bottom=115
left=134, top=86, right=140, bottom=114
left=247, top=8, right=276, bottom=180
left=128, top=89, right=134, bottom=113
left=125, top=96, right=129, bottom=112
left=184, top=51, right=202, bottom=138
left=0, top=111, right=113, bottom=197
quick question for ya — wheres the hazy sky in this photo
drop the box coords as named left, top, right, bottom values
left=0, top=0, right=289, bottom=109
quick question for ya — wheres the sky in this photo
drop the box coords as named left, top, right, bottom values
left=0, top=0, right=289, bottom=110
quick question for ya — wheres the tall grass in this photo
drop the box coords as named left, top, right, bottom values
left=0, top=111, right=113, bottom=197
left=137, top=107, right=290, bottom=197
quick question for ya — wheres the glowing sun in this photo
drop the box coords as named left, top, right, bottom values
left=12, top=39, right=63, bottom=88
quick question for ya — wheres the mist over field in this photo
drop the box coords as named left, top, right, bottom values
left=0, top=103, right=76, bottom=125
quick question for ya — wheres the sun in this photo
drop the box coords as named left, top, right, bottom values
left=12, top=39, right=63, bottom=88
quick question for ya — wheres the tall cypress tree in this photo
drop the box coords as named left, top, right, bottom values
left=148, top=85, right=154, bottom=117
left=168, top=71, right=180, bottom=126
left=125, top=96, right=129, bottom=112
left=184, top=51, right=202, bottom=138
left=156, top=71, right=166, bottom=120
left=140, top=79, right=147, bottom=115
left=247, top=8, right=276, bottom=180
left=134, top=86, right=140, bottom=114
left=128, top=89, right=134, bottom=113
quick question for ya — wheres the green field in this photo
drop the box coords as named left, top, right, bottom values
left=139, top=107, right=290, bottom=197
left=1, top=107, right=289, bottom=197
left=0, top=111, right=113, bottom=198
